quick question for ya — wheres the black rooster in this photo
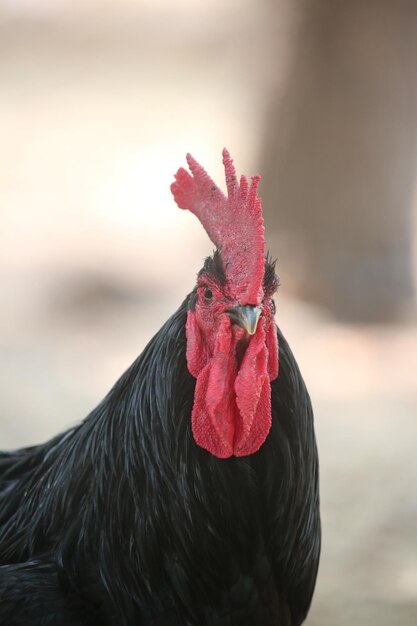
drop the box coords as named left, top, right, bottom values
left=0, top=150, right=320, bottom=625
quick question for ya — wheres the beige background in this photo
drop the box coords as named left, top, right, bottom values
left=0, top=2, right=416, bottom=624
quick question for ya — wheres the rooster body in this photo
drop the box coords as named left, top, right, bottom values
left=0, top=152, right=320, bottom=625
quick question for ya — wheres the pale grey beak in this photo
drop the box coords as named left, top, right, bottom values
left=226, top=305, right=262, bottom=335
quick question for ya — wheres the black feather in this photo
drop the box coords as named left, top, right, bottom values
left=0, top=294, right=320, bottom=625
left=198, top=250, right=227, bottom=286
left=263, top=253, right=280, bottom=297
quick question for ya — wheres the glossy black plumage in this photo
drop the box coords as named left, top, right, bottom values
left=0, top=294, right=320, bottom=625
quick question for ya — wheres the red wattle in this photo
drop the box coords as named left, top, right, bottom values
left=190, top=315, right=237, bottom=458
left=234, top=318, right=271, bottom=455
left=186, top=311, right=277, bottom=458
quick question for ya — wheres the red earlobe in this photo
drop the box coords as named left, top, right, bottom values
left=185, top=311, right=210, bottom=378
left=266, top=321, right=279, bottom=381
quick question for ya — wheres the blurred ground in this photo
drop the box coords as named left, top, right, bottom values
left=0, top=2, right=417, bottom=625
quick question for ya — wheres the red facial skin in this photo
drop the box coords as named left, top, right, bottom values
left=186, top=276, right=278, bottom=459
left=171, top=149, right=279, bottom=458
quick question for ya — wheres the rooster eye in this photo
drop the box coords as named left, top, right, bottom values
left=204, top=288, right=213, bottom=300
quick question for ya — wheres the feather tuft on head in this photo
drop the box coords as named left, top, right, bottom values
left=171, top=149, right=265, bottom=305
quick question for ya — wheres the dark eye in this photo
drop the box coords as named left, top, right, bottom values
left=270, top=299, right=276, bottom=315
left=204, top=287, right=213, bottom=300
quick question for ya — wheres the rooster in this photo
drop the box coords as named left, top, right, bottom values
left=0, top=150, right=320, bottom=625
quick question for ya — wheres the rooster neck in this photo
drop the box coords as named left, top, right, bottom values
left=0, top=294, right=319, bottom=625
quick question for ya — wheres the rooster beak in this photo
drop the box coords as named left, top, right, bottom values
left=226, top=305, right=262, bottom=335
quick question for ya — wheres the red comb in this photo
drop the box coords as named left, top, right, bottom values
left=171, top=149, right=265, bottom=305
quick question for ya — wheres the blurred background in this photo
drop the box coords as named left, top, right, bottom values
left=1, top=0, right=417, bottom=623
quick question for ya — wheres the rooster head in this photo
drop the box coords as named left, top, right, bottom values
left=171, top=149, right=279, bottom=458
